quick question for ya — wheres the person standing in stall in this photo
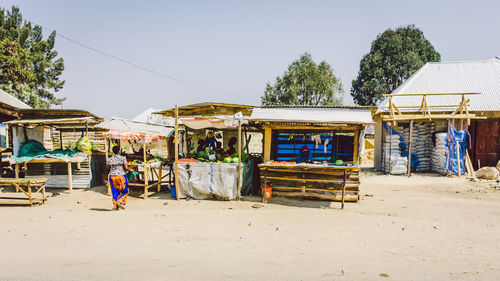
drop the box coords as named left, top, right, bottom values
left=106, top=145, right=134, bottom=210
left=226, top=137, right=237, bottom=155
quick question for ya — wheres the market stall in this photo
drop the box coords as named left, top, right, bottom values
left=5, top=109, right=105, bottom=192
left=154, top=102, right=256, bottom=200
left=249, top=106, right=373, bottom=207
left=96, top=118, right=174, bottom=199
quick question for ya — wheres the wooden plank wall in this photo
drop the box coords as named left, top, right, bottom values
left=260, top=166, right=360, bottom=202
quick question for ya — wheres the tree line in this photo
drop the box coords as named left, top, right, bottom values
left=0, top=5, right=440, bottom=109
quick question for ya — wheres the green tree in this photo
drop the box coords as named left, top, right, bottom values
left=261, top=53, right=343, bottom=106
left=0, top=6, right=65, bottom=108
left=351, top=25, right=440, bottom=106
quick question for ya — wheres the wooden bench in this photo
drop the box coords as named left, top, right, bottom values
left=0, top=178, right=48, bottom=207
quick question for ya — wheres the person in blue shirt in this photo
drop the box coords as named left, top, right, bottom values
left=297, top=145, right=312, bottom=163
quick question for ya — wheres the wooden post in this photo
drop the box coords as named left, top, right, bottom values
left=158, top=164, right=162, bottom=192
left=262, top=168, right=268, bottom=203
left=23, top=125, right=29, bottom=143
left=67, top=161, right=72, bottom=193
left=41, top=181, right=46, bottom=204
left=174, top=105, right=180, bottom=200
left=104, top=139, right=111, bottom=195
left=59, top=131, right=63, bottom=149
left=237, top=122, right=242, bottom=200
left=263, top=127, right=272, bottom=162
left=407, top=120, right=414, bottom=177
left=28, top=181, right=32, bottom=207
left=341, top=169, right=346, bottom=209
left=455, top=140, right=461, bottom=178
left=143, top=142, right=148, bottom=199
left=353, top=129, right=359, bottom=166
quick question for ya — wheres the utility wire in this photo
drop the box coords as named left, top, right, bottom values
left=37, top=24, right=253, bottom=101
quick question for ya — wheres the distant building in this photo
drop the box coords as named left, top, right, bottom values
left=374, top=58, right=500, bottom=172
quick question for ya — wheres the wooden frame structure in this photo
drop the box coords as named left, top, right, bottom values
left=380, top=93, right=486, bottom=124
left=5, top=109, right=104, bottom=192
left=0, top=178, right=47, bottom=206
left=258, top=122, right=364, bottom=206
left=155, top=102, right=256, bottom=200
left=378, top=93, right=486, bottom=177
left=103, top=138, right=164, bottom=199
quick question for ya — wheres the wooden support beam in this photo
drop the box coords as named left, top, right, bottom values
left=407, top=120, right=414, bottom=177
left=143, top=142, right=148, bottom=199
left=456, top=141, right=461, bottom=178
left=353, top=129, right=359, bottom=166
left=174, top=105, right=180, bottom=200
left=263, top=127, right=272, bottom=162
left=341, top=169, right=346, bottom=209
left=158, top=165, right=162, bottom=193
left=237, top=121, right=242, bottom=200
left=67, top=162, right=72, bottom=193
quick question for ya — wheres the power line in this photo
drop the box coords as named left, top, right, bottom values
left=37, top=24, right=254, bottom=101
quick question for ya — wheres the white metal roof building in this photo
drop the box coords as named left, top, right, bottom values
left=377, top=58, right=500, bottom=114
left=250, top=107, right=374, bottom=124
left=0, top=89, right=31, bottom=110
left=96, top=117, right=174, bottom=137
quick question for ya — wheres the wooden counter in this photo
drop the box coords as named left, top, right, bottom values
left=258, top=163, right=360, bottom=206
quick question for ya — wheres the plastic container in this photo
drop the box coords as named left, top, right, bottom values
left=170, top=186, right=176, bottom=199
left=261, top=185, right=272, bottom=199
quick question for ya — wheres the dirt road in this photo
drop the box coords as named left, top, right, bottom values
left=1, top=173, right=500, bottom=281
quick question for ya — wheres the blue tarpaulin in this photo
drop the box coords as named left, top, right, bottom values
left=384, top=122, right=418, bottom=169
left=445, top=125, right=467, bottom=175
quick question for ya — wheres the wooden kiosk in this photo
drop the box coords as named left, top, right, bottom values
left=5, top=109, right=104, bottom=192
left=154, top=102, right=255, bottom=200
left=249, top=107, right=373, bottom=207
left=377, top=93, right=486, bottom=177
left=97, top=118, right=174, bottom=199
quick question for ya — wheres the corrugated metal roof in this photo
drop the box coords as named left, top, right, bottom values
left=132, top=108, right=175, bottom=126
left=249, top=107, right=374, bottom=124
left=5, top=116, right=98, bottom=125
left=95, top=118, right=174, bottom=137
left=377, top=58, right=500, bottom=113
left=263, top=105, right=372, bottom=109
left=0, top=89, right=31, bottom=109
left=155, top=102, right=255, bottom=117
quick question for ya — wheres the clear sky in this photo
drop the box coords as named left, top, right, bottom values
left=2, top=0, right=500, bottom=118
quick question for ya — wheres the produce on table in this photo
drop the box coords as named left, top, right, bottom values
left=223, top=157, right=232, bottom=163
left=232, top=157, right=239, bottom=163
left=178, top=158, right=199, bottom=163
left=231, top=152, right=248, bottom=162
left=335, top=159, right=344, bottom=165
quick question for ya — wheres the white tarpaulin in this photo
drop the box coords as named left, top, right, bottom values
left=180, top=112, right=248, bottom=130
left=177, top=162, right=238, bottom=200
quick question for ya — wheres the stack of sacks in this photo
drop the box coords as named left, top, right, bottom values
left=413, top=122, right=434, bottom=171
left=431, top=132, right=447, bottom=175
left=383, top=134, right=408, bottom=174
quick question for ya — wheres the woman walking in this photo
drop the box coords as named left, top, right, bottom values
left=106, top=145, right=133, bottom=210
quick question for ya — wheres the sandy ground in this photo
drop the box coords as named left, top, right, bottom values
left=1, top=173, right=500, bottom=281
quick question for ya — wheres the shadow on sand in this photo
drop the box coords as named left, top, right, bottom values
left=242, top=195, right=345, bottom=209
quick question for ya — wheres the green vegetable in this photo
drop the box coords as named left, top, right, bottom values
left=335, top=159, right=344, bottom=165
left=223, top=157, right=232, bottom=163
left=198, top=151, right=207, bottom=159
left=232, top=157, right=239, bottom=163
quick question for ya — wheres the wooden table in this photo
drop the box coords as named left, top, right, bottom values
left=0, top=178, right=48, bottom=206
left=258, top=163, right=361, bottom=207
left=107, top=162, right=164, bottom=199
left=15, top=158, right=78, bottom=193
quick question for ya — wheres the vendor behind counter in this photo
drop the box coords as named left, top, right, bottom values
left=272, top=132, right=354, bottom=165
